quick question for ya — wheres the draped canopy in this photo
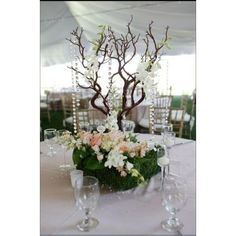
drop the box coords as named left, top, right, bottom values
left=40, top=1, right=196, bottom=67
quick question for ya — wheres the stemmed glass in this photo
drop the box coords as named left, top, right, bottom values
left=79, top=122, right=91, bottom=132
left=56, top=129, right=71, bottom=171
left=74, top=176, right=100, bottom=232
left=161, top=175, right=188, bottom=233
left=121, top=120, right=135, bottom=134
left=44, top=128, right=57, bottom=157
left=96, top=120, right=106, bottom=133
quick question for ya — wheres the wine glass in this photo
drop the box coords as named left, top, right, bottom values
left=121, top=120, right=135, bottom=133
left=56, top=129, right=71, bottom=171
left=162, top=131, right=176, bottom=151
left=74, top=176, right=100, bottom=232
left=162, top=123, right=173, bottom=133
left=44, top=128, right=57, bottom=157
left=79, top=122, right=91, bottom=132
left=96, top=120, right=106, bottom=133
left=161, top=175, right=188, bottom=233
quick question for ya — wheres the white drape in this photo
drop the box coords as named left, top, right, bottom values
left=40, top=1, right=196, bottom=67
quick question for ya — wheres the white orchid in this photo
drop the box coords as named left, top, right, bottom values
left=104, top=150, right=127, bottom=168
left=136, top=61, right=150, bottom=82
left=105, top=111, right=119, bottom=131
left=126, top=161, right=134, bottom=171
left=83, top=54, right=99, bottom=80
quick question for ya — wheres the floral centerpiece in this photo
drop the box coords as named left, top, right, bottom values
left=62, top=130, right=165, bottom=191
left=64, top=18, right=169, bottom=190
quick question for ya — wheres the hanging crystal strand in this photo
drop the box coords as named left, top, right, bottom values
left=74, top=53, right=80, bottom=130
left=70, top=41, right=77, bottom=135
left=107, top=34, right=113, bottom=116
left=164, top=60, right=169, bottom=126
left=149, top=87, right=155, bottom=135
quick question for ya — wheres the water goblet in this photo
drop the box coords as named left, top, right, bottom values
left=162, top=131, right=176, bottom=151
left=74, top=176, right=100, bottom=232
left=44, top=128, right=57, bottom=157
left=79, top=122, right=91, bottom=132
left=162, top=123, right=173, bottom=133
left=161, top=176, right=188, bottom=233
left=57, top=129, right=71, bottom=171
left=96, top=120, right=106, bottom=133
left=121, top=120, right=135, bottom=133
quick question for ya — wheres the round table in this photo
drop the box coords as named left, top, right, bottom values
left=40, top=134, right=196, bottom=235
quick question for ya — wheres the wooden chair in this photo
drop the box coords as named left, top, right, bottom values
left=153, top=95, right=173, bottom=108
left=152, top=95, right=172, bottom=133
left=170, top=108, right=185, bottom=138
left=40, top=91, right=51, bottom=122
left=149, top=106, right=172, bottom=134
left=61, top=93, right=73, bottom=127
left=137, top=95, right=173, bottom=133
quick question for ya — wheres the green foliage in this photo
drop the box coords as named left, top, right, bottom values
left=73, top=146, right=105, bottom=171
left=125, top=133, right=138, bottom=143
left=72, top=144, right=165, bottom=191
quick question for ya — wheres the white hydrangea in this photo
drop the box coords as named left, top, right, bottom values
left=104, top=150, right=127, bottom=169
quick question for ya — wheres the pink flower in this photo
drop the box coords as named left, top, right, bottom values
left=90, top=133, right=102, bottom=146
left=80, top=132, right=92, bottom=145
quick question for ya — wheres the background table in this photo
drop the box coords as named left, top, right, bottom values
left=40, top=134, right=196, bottom=235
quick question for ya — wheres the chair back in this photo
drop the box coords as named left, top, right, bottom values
left=154, top=95, right=172, bottom=108
left=170, top=108, right=185, bottom=137
left=61, top=93, right=73, bottom=120
left=149, top=95, right=173, bottom=134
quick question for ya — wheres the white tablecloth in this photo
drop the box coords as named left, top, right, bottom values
left=40, top=134, right=196, bottom=235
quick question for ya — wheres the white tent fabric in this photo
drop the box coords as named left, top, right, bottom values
left=41, top=1, right=196, bottom=67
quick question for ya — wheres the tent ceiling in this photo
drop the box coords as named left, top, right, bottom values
left=41, top=1, right=196, bottom=67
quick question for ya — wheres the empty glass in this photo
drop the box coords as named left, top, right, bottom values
left=74, top=176, right=100, bottom=232
left=57, top=129, right=71, bottom=170
left=162, top=123, right=173, bottom=133
left=44, top=128, right=57, bottom=157
left=96, top=120, right=106, bottom=133
left=162, top=131, right=176, bottom=150
left=161, top=176, right=188, bottom=233
left=79, top=122, right=91, bottom=132
left=121, top=120, right=135, bottom=133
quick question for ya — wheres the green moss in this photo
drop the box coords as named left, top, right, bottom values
left=72, top=145, right=164, bottom=191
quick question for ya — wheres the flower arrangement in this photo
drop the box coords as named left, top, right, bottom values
left=62, top=130, right=165, bottom=191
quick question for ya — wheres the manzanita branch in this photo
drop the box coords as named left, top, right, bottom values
left=67, top=18, right=169, bottom=129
